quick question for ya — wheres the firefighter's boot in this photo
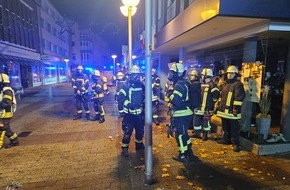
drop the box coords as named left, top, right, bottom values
left=172, top=152, right=188, bottom=163
left=121, top=147, right=129, bottom=157
left=6, top=137, right=19, bottom=149
left=192, top=130, right=201, bottom=138
left=135, top=142, right=145, bottom=151
left=86, top=113, right=91, bottom=120
left=99, top=115, right=105, bottom=123
left=202, top=131, right=208, bottom=141
left=91, top=114, right=100, bottom=121
left=73, top=113, right=82, bottom=120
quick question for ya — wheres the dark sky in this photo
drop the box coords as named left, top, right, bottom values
left=49, top=0, right=129, bottom=56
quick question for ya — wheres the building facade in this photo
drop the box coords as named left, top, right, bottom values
left=135, top=0, right=290, bottom=139
left=0, top=0, right=42, bottom=94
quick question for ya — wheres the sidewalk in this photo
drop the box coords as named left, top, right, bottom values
left=0, top=83, right=290, bottom=190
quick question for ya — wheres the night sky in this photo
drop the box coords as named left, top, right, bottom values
left=49, top=0, right=129, bottom=57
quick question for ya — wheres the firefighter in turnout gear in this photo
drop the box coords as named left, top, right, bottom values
left=152, top=68, right=161, bottom=125
left=117, top=65, right=145, bottom=157
left=168, top=62, right=195, bottom=163
left=188, top=70, right=202, bottom=131
left=91, top=69, right=105, bottom=123
left=71, top=65, right=91, bottom=120
left=193, top=68, right=220, bottom=141
left=115, top=71, right=127, bottom=117
left=216, top=65, right=245, bottom=152
left=0, top=73, right=19, bottom=149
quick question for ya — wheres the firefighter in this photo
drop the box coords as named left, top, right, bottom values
left=102, top=75, right=109, bottom=95
left=188, top=70, right=201, bottom=132
left=91, top=69, right=105, bottom=123
left=115, top=71, right=126, bottom=117
left=216, top=65, right=245, bottom=152
left=152, top=68, right=161, bottom=125
left=0, top=73, right=19, bottom=149
left=118, top=65, right=145, bottom=157
left=193, top=68, right=220, bottom=141
left=71, top=65, right=91, bottom=120
left=168, top=62, right=195, bottom=163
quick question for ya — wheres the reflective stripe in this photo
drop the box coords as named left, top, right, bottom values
left=119, top=89, right=126, bottom=96
left=216, top=111, right=241, bottom=119
left=201, top=88, right=208, bottom=112
left=85, top=110, right=90, bottom=114
left=10, top=133, right=17, bottom=140
left=226, top=92, right=232, bottom=107
left=3, top=95, right=13, bottom=100
left=153, top=114, right=158, bottom=118
left=0, top=131, right=5, bottom=148
left=211, top=87, right=219, bottom=93
left=173, top=90, right=182, bottom=98
left=122, top=143, right=129, bottom=148
left=77, top=110, right=82, bottom=113
left=194, top=125, right=202, bottom=130
left=233, top=100, right=243, bottom=106
left=135, top=139, right=143, bottom=143
left=203, top=121, right=211, bottom=131
left=173, top=107, right=193, bottom=117
left=178, top=135, right=187, bottom=153
left=129, top=87, right=142, bottom=102
left=101, top=106, right=105, bottom=115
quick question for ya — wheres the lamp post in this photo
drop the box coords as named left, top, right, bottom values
left=111, top=54, right=117, bottom=75
left=120, top=0, right=140, bottom=69
left=63, top=58, right=70, bottom=83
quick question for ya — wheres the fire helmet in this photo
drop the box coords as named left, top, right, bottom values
left=94, top=70, right=101, bottom=77
left=201, top=68, right=213, bottom=77
left=0, top=73, right=10, bottom=84
left=226, top=65, right=238, bottom=73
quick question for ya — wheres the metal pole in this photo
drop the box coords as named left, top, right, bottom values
left=128, top=6, right=133, bottom=69
left=65, top=61, right=69, bottom=83
left=144, top=0, right=153, bottom=185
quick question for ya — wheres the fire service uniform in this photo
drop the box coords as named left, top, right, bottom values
left=118, top=65, right=145, bottom=157
left=152, top=68, right=161, bottom=125
left=91, top=69, right=105, bottom=123
left=0, top=73, right=19, bottom=149
left=71, top=65, right=90, bottom=120
left=194, top=68, right=220, bottom=141
left=168, top=62, right=194, bottom=163
left=216, top=65, right=245, bottom=152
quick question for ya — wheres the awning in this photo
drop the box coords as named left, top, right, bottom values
left=0, top=54, right=43, bottom=66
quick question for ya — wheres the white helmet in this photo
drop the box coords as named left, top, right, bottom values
left=129, top=65, right=142, bottom=74
left=201, top=68, right=213, bottom=77
left=77, top=65, right=83, bottom=70
left=169, top=62, right=185, bottom=76
left=0, top=73, right=10, bottom=84
left=226, top=65, right=238, bottom=73
left=94, top=69, right=101, bottom=77
left=116, top=72, right=125, bottom=80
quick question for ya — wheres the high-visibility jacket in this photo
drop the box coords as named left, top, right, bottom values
left=170, top=79, right=193, bottom=117
left=195, top=80, right=220, bottom=115
left=118, top=81, right=145, bottom=115
left=72, top=73, right=89, bottom=94
left=216, top=77, right=245, bottom=119
left=91, top=79, right=105, bottom=101
left=0, top=86, right=16, bottom=118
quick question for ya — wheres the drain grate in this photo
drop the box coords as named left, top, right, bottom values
left=18, top=131, right=32, bottom=137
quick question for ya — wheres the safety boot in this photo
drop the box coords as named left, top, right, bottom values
left=153, top=118, right=160, bottom=125
left=135, top=142, right=145, bottom=151
left=86, top=113, right=91, bottom=120
left=233, top=145, right=240, bottom=152
left=73, top=113, right=82, bottom=120
left=192, top=130, right=201, bottom=139
left=5, top=138, right=19, bottom=149
left=172, top=153, right=188, bottom=163
left=121, top=147, right=129, bottom=157
left=99, top=115, right=105, bottom=123
left=202, top=131, right=208, bottom=141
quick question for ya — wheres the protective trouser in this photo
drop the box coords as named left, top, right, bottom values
left=221, top=118, right=240, bottom=146
left=173, top=115, right=193, bottom=154
left=0, top=118, right=19, bottom=148
left=93, top=99, right=105, bottom=121
left=75, top=94, right=90, bottom=116
left=121, top=113, right=144, bottom=150
left=152, top=100, right=159, bottom=124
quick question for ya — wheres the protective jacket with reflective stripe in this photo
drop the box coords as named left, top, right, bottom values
left=216, top=77, right=245, bottom=119
left=170, top=79, right=193, bottom=117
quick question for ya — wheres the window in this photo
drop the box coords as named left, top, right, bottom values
left=81, top=53, right=90, bottom=63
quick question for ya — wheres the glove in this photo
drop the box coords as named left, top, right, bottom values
left=232, top=108, right=237, bottom=116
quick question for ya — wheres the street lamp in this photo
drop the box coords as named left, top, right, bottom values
left=63, top=58, right=70, bottom=83
left=120, top=0, right=140, bottom=69
left=111, top=54, right=117, bottom=75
